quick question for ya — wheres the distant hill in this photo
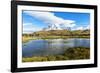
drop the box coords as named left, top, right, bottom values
left=30, top=29, right=90, bottom=36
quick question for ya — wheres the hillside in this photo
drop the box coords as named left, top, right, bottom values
left=32, top=30, right=90, bottom=37
left=22, top=29, right=90, bottom=42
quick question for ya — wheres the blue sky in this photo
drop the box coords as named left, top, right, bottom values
left=22, top=10, right=90, bottom=33
left=54, top=12, right=90, bottom=27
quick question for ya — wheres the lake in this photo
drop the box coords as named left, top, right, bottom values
left=22, top=38, right=90, bottom=57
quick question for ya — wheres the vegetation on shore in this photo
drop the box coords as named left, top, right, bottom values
left=22, top=36, right=39, bottom=43
left=22, top=47, right=90, bottom=62
left=22, top=30, right=90, bottom=43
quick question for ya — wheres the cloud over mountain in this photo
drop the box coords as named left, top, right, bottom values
left=23, top=11, right=90, bottom=33
left=24, top=11, right=76, bottom=30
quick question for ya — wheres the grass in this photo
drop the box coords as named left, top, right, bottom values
left=22, top=36, right=40, bottom=43
left=22, top=29, right=90, bottom=43
left=22, top=47, right=90, bottom=62
left=41, top=36, right=90, bottom=39
left=22, top=35, right=90, bottom=43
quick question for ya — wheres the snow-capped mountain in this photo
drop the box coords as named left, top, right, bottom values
left=43, top=24, right=71, bottom=31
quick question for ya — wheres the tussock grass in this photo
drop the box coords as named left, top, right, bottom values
left=22, top=47, right=90, bottom=62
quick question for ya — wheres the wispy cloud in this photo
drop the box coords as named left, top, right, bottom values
left=24, top=11, right=76, bottom=30
left=23, top=11, right=90, bottom=33
left=23, top=23, right=42, bottom=33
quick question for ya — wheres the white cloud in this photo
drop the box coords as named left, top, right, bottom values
left=85, top=25, right=90, bottom=29
left=72, top=25, right=90, bottom=30
left=23, top=23, right=42, bottom=33
left=23, top=11, right=90, bottom=31
left=75, top=26, right=84, bottom=30
left=24, top=11, right=76, bottom=30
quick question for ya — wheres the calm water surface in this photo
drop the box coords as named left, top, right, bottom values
left=22, top=38, right=90, bottom=57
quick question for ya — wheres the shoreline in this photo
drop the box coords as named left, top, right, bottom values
left=22, top=47, right=90, bottom=62
left=22, top=36, right=90, bottom=43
